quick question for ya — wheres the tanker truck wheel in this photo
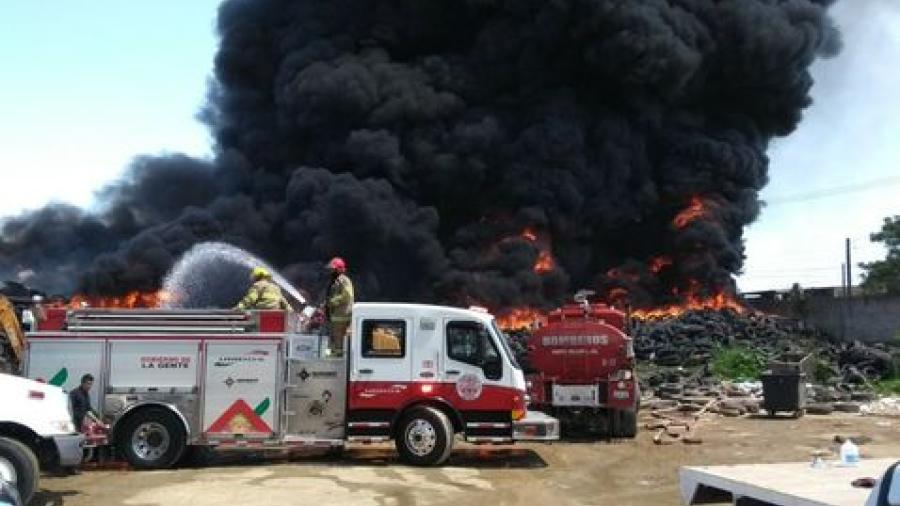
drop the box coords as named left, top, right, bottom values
left=609, top=409, right=638, bottom=438
left=118, top=408, right=186, bottom=470
left=395, top=406, right=454, bottom=466
left=0, top=436, right=40, bottom=505
left=617, top=410, right=638, bottom=438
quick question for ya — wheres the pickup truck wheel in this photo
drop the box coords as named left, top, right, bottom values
left=119, top=408, right=186, bottom=469
left=0, top=436, right=40, bottom=505
left=395, top=407, right=453, bottom=466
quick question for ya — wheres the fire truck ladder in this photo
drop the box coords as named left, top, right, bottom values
left=64, top=309, right=256, bottom=333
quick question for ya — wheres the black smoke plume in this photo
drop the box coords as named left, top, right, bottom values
left=0, top=0, right=841, bottom=310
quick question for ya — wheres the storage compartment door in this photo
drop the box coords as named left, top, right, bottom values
left=284, top=359, right=347, bottom=439
left=26, top=340, right=105, bottom=412
left=203, top=342, right=279, bottom=438
left=108, top=341, right=199, bottom=393
left=552, top=384, right=601, bottom=407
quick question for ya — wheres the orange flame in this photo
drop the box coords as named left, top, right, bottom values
left=673, top=196, right=709, bottom=229
left=68, top=290, right=170, bottom=309
left=519, top=228, right=556, bottom=274
left=496, top=308, right=546, bottom=331
left=631, top=291, right=745, bottom=320
left=533, top=251, right=555, bottom=274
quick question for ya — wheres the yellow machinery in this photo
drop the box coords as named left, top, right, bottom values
left=0, top=295, right=26, bottom=373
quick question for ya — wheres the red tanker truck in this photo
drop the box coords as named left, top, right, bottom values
left=523, top=298, right=639, bottom=437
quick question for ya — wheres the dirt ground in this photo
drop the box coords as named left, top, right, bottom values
left=34, top=413, right=900, bottom=506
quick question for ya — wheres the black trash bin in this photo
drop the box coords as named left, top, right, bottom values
left=761, top=353, right=811, bottom=418
left=761, top=372, right=807, bottom=418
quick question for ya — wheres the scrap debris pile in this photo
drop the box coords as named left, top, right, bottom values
left=635, top=310, right=898, bottom=430
left=632, top=308, right=897, bottom=390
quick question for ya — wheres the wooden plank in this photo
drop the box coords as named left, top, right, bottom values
left=680, top=458, right=897, bottom=506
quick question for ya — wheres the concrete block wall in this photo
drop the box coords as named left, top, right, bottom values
left=748, top=294, right=900, bottom=343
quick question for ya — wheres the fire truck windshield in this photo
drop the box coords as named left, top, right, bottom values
left=491, top=320, right=521, bottom=370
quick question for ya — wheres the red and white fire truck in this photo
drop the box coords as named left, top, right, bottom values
left=24, top=303, right=558, bottom=468
left=524, top=298, right=639, bottom=437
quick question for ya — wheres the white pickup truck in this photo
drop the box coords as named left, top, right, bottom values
left=0, top=373, right=84, bottom=504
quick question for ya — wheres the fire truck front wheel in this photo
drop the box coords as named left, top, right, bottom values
left=395, top=406, right=454, bottom=466
left=118, top=408, right=186, bottom=470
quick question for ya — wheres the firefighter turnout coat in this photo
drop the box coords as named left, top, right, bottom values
left=237, top=279, right=289, bottom=310
left=326, top=274, right=354, bottom=323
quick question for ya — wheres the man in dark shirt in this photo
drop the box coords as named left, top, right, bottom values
left=69, top=374, right=98, bottom=430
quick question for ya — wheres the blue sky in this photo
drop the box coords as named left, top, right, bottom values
left=0, top=0, right=218, bottom=213
left=0, top=0, right=897, bottom=292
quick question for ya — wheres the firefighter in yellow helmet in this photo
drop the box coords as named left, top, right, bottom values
left=324, top=257, right=354, bottom=357
left=235, top=267, right=289, bottom=310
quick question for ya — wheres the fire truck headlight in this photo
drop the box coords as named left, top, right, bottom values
left=512, top=409, right=526, bottom=421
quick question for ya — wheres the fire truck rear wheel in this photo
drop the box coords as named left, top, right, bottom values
left=0, top=436, right=40, bottom=505
left=395, top=406, right=454, bottom=466
left=118, top=408, right=186, bottom=470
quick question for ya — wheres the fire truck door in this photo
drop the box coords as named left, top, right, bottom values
left=442, top=319, right=510, bottom=423
left=442, top=319, right=505, bottom=381
left=349, top=317, right=413, bottom=407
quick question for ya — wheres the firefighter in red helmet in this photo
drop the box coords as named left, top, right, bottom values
left=324, top=257, right=354, bottom=357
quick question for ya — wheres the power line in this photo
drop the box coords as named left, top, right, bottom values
left=765, top=175, right=900, bottom=205
left=743, top=266, right=838, bottom=273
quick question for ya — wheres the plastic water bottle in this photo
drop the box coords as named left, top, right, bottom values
left=840, top=439, right=860, bottom=466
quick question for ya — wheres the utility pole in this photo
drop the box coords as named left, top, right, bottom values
left=845, top=237, right=852, bottom=299
left=840, top=262, right=847, bottom=340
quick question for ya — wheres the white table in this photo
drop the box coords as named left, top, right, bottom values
left=680, top=458, right=898, bottom=505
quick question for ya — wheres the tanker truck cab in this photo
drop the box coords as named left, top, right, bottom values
left=346, top=304, right=555, bottom=464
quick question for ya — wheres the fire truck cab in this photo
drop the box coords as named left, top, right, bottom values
left=24, top=303, right=558, bottom=468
